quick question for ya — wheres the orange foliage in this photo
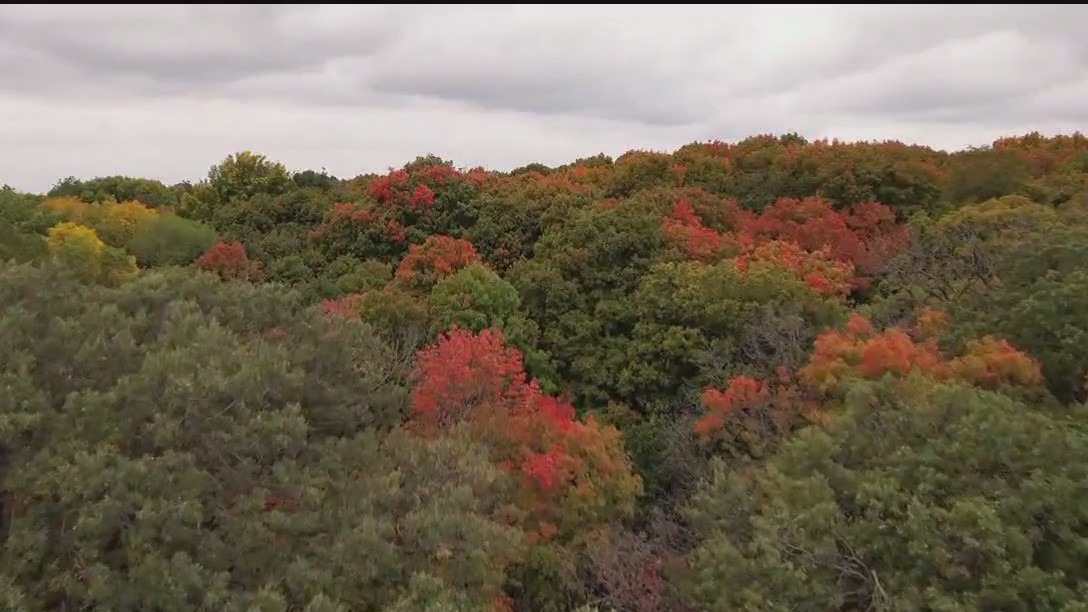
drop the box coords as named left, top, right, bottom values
left=694, top=376, right=770, bottom=440
left=393, top=235, right=480, bottom=293
left=946, top=336, right=1044, bottom=390
left=42, top=196, right=90, bottom=220
left=800, top=312, right=1041, bottom=393
left=735, top=240, right=855, bottom=296
left=693, top=367, right=817, bottom=446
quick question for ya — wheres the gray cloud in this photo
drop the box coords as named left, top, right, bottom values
left=0, top=3, right=1085, bottom=192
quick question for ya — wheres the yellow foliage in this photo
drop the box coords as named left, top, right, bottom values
left=45, top=221, right=139, bottom=285
left=41, top=197, right=158, bottom=247
left=96, top=200, right=158, bottom=246
left=46, top=222, right=105, bottom=282
left=42, top=196, right=90, bottom=220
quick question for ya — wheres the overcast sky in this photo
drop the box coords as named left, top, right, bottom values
left=2, top=4, right=1086, bottom=193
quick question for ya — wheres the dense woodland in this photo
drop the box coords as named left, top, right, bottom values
left=3, top=132, right=1088, bottom=611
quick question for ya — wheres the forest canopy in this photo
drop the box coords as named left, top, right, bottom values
left=3, top=132, right=1088, bottom=611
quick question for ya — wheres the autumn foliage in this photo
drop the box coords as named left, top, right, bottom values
left=660, top=194, right=904, bottom=293
left=743, top=197, right=907, bottom=287
left=696, top=308, right=1043, bottom=443
left=735, top=240, right=855, bottom=297
left=660, top=198, right=740, bottom=262
left=394, top=235, right=481, bottom=293
left=194, top=240, right=264, bottom=282
left=799, top=312, right=1042, bottom=392
left=407, top=327, right=640, bottom=542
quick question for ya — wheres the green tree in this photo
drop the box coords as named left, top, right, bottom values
left=428, top=263, right=556, bottom=391
left=679, top=376, right=1088, bottom=611
left=0, top=262, right=526, bottom=610
left=126, top=214, right=218, bottom=267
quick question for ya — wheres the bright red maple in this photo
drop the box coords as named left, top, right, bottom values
left=194, top=240, right=264, bottom=282
left=407, top=327, right=640, bottom=543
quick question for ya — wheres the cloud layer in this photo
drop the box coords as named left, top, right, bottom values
left=2, top=4, right=1086, bottom=192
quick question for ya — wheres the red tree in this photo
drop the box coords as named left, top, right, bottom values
left=194, top=240, right=264, bottom=282
left=660, top=198, right=742, bottom=262
left=741, top=197, right=907, bottom=287
left=394, top=235, right=481, bottom=293
left=407, top=327, right=640, bottom=543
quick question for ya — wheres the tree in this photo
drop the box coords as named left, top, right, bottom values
left=45, top=221, right=106, bottom=282
left=427, top=264, right=556, bottom=390
left=407, top=327, right=641, bottom=544
left=127, top=214, right=218, bottom=267
left=624, top=260, right=845, bottom=413
left=90, top=199, right=159, bottom=247
left=679, top=376, right=1088, bottom=611
left=0, top=262, right=482, bottom=610
left=405, top=327, right=642, bottom=610
left=946, top=223, right=1088, bottom=402
left=194, top=240, right=265, bottom=282
left=394, top=235, right=481, bottom=294
left=47, top=175, right=179, bottom=208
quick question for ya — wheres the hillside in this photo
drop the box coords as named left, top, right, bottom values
left=3, top=132, right=1088, bottom=611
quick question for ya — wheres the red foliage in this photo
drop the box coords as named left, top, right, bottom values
left=320, top=294, right=364, bottom=319
left=367, top=168, right=409, bottom=204
left=740, top=197, right=907, bottom=287
left=660, top=194, right=904, bottom=293
left=309, top=201, right=407, bottom=254
left=407, top=327, right=639, bottom=542
left=193, top=240, right=264, bottom=282
left=694, top=376, right=769, bottom=439
left=693, top=368, right=814, bottom=445
left=408, top=184, right=435, bottom=209
left=521, top=445, right=570, bottom=492
left=409, top=327, right=531, bottom=431
left=734, top=240, right=855, bottom=296
left=661, top=198, right=738, bottom=262
left=394, top=235, right=480, bottom=292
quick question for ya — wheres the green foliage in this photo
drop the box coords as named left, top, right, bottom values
left=0, top=263, right=526, bottom=610
left=679, top=376, right=1088, bottom=611
left=948, top=224, right=1088, bottom=402
left=510, top=200, right=669, bottom=406
left=428, top=263, right=557, bottom=392
left=946, top=147, right=1032, bottom=204
left=48, top=175, right=179, bottom=208
left=628, top=260, right=844, bottom=412
left=335, top=258, right=392, bottom=294
left=0, top=185, right=58, bottom=233
left=126, top=214, right=217, bottom=267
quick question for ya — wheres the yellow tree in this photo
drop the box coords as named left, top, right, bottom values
left=46, top=222, right=105, bottom=282
left=45, top=221, right=138, bottom=286
left=95, top=200, right=158, bottom=246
